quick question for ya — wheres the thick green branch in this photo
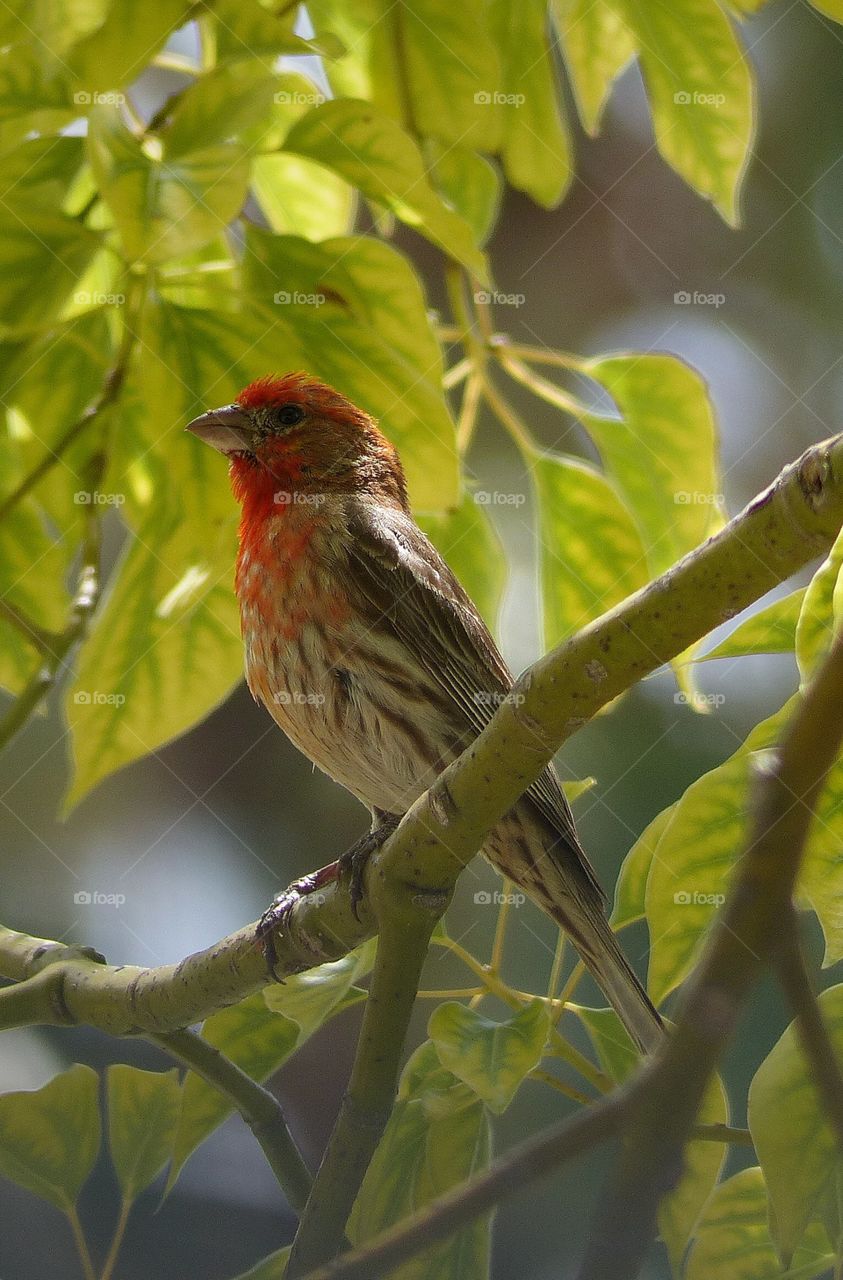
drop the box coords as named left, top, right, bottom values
left=1, top=434, right=842, bottom=1036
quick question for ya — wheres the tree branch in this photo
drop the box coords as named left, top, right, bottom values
left=1, top=431, right=842, bottom=1035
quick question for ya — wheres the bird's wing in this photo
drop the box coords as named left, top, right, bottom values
left=345, top=498, right=602, bottom=898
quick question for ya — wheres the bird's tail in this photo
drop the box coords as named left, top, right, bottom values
left=550, top=897, right=663, bottom=1055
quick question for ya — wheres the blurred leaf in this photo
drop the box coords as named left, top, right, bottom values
left=1, top=136, right=87, bottom=212
left=0, top=1065, right=100, bottom=1212
left=243, top=228, right=459, bottom=510
left=701, top=588, right=805, bottom=661
left=168, top=942, right=375, bottom=1190
left=532, top=452, right=650, bottom=648
left=88, top=105, right=249, bottom=264
left=0, top=42, right=74, bottom=144
left=282, top=100, right=488, bottom=279
left=252, top=154, right=354, bottom=240
left=488, top=0, right=572, bottom=207
left=796, top=525, right=843, bottom=685
left=161, top=61, right=279, bottom=157
left=644, top=700, right=792, bottom=1004
left=228, top=1248, right=292, bottom=1280
left=554, top=0, right=637, bottom=135
left=429, top=1000, right=549, bottom=1114
left=208, top=0, right=309, bottom=61
left=809, top=0, right=843, bottom=20
left=611, top=803, right=676, bottom=929
left=576, top=1005, right=639, bottom=1082
left=66, top=0, right=190, bottom=95
left=426, top=144, right=501, bottom=247
left=795, top=750, right=843, bottom=967
left=0, top=501, right=69, bottom=695
left=306, top=0, right=501, bottom=150
left=418, top=498, right=505, bottom=631
left=618, top=0, right=754, bottom=224
left=348, top=1040, right=491, bottom=1280
left=107, top=1066, right=180, bottom=1201
left=583, top=353, right=724, bottom=576
left=685, top=1167, right=832, bottom=1280
left=0, top=204, right=100, bottom=337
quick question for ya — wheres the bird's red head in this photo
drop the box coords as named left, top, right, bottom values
left=186, top=372, right=408, bottom=513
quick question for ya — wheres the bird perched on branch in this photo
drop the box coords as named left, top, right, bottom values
left=187, top=373, right=662, bottom=1053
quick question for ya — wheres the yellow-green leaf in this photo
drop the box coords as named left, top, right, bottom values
left=66, top=0, right=190, bottom=95
left=348, top=1040, right=491, bottom=1280
left=583, top=353, right=724, bottom=575
left=796, top=525, right=843, bottom=685
left=701, top=588, right=806, bottom=661
left=618, top=0, right=755, bottom=224
left=282, top=100, right=487, bottom=279
left=87, top=104, right=249, bottom=264
left=611, top=803, right=677, bottom=929
left=533, top=451, right=650, bottom=648
left=687, top=1167, right=832, bottom=1279
left=488, top=0, right=573, bottom=207
left=0, top=1065, right=100, bottom=1212
left=429, top=1000, right=549, bottom=1114
left=554, top=0, right=637, bottom=135
left=0, top=204, right=100, bottom=337
left=426, top=144, right=501, bottom=247
left=107, top=1066, right=180, bottom=1201
left=227, top=1248, right=292, bottom=1280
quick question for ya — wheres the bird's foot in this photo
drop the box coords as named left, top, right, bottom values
left=338, top=812, right=401, bottom=920
left=256, top=862, right=339, bottom=979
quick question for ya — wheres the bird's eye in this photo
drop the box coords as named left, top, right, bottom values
left=275, top=403, right=305, bottom=427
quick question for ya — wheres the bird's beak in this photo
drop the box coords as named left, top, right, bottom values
left=185, top=404, right=254, bottom=455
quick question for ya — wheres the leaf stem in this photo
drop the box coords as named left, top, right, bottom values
left=99, top=1196, right=131, bottom=1280
left=66, top=1206, right=96, bottom=1280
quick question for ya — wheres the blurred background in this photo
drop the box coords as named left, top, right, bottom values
left=2, top=1, right=843, bottom=1276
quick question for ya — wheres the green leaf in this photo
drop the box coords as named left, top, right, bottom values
left=583, top=353, right=724, bottom=575
left=1, top=136, right=87, bottom=212
left=554, top=0, right=637, bottom=135
left=644, top=700, right=793, bottom=1004
left=87, top=104, right=249, bottom=264
left=227, top=1248, right=292, bottom=1280
left=0, top=41, right=74, bottom=145
left=0, top=204, right=100, bottom=337
left=685, top=1167, right=832, bottom=1280
left=618, top=0, right=755, bottom=224
left=611, top=803, right=676, bottom=929
left=66, top=0, right=190, bottom=95
left=208, top=0, right=307, bottom=62
left=796, top=525, right=843, bottom=685
left=701, top=588, right=806, bottom=661
left=242, top=228, right=459, bottom=510
left=251, top=154, right=354, bottom=241
left=488, top=0, right=573, bottom=207
left=0, top=1065, right=100, bottom=1212
left=576, top=1005, right=639, bottom=1082
left=428, top=1000, right=549, bottom=1113
left=809, top=0, right=843, bottom=20
left=348, top=1040, right=491, bottom=1280
left=532, top=451, right=650, bottom=648
left=418, top=498, right=505, bottom=631
left=168, top=943, right=374, bottom=1190
left=161, top=61, right=279, bottom=158
left=426, top=144, right=501, bottom=247
left=306, top=0, right=501, bottom=150
left=107, top=1066, right=180, bottom=1201
left=282, top=100, right=488, bottom=279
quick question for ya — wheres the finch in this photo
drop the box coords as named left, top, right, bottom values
left=187, top=373, right=661, bottom=1053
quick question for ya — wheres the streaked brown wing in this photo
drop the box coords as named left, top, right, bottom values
left=346, top=498, right=603, bottom=898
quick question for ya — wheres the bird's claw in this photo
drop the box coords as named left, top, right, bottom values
left=256, top=864, right=338, bottom=979
left=338, top=814, right=401, bottom=921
